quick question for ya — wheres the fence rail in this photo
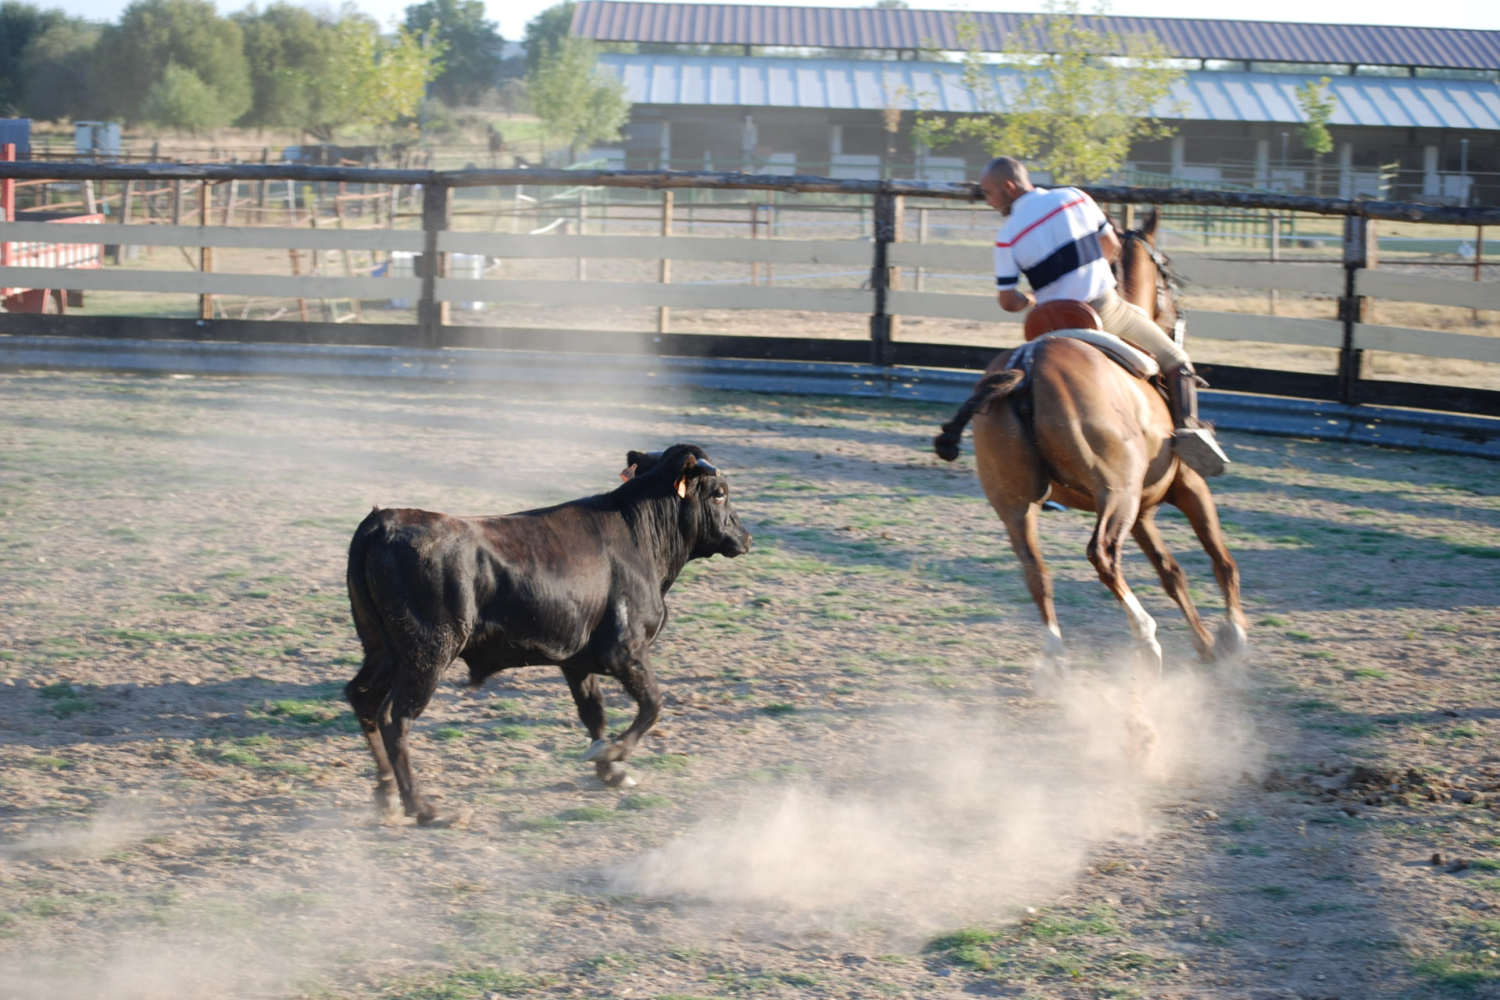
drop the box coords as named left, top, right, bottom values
left=2, top=162, right=1498, bottom=419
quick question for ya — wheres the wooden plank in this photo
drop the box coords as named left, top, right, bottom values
left=441, top=326, right=873, bottom=362
left=1171, top=256, right=1343, bottom=296
left=432, top=277, right=872, bottom=313
left=0, top=313, right=413, bottom=346
left=438, top=231, right=873, bottom=266
left=887, top=242, right=989, bottom=272
left=887, top=289, right=999, bottom=321
left=1188, top=310, right=1346, bottom=349
left=0, top=264, right=416, bottom=299
left=1353, top=378, right=1500, bottom=416
left=0, top=220, right=424, bottom=252
left=1357, top=270, right=1500, bottom=311
left=1354, top=323, right=1500, bottom=363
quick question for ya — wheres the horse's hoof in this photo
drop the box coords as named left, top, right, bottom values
left=1214, top=621, right=1248, bottom=661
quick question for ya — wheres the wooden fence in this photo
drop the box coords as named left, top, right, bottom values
left=2, top=162, right=1498, bottom=416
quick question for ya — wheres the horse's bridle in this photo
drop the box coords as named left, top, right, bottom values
left=1120, top=228, right=1187, bottom=347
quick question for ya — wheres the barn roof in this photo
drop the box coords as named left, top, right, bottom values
left=598, top=53, right=1500, bottom=130
left=574, top=1, right=1500, bottom=72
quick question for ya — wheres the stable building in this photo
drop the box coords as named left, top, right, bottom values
left=574, top=1, right=1500, bottom=205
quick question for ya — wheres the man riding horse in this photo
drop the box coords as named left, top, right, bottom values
left=979, top=156, right=1229, bottom=477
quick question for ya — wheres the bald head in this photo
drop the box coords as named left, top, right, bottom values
left=978, top=156, right=1034, bottom=215
left=982, top=156, right=1030, bottom=188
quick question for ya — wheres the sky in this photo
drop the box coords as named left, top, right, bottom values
left=30, top=0, right=1500, bottom=46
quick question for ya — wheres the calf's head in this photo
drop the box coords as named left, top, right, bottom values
left=624, top=444, right=751, bottom=559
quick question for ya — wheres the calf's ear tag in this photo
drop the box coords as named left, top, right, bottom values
left=675, top=477, right=688, bottom=499
left=619, top=463, right=637, bottom=482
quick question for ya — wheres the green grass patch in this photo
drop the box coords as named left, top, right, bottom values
left=389, top=968, right=546, bottom=1000
left=618, top=793, right=671, bottom=811
left=639, top=753, right=691, bottom=771
left=432, top=727, right=466, bottom=741
left=37, top=681, right=91, bottom=718
left=557, top=805, right=613, bottom=824
left=925, top=927, right=1007, bottom=970
left=759, top=703, right=797, bottom=717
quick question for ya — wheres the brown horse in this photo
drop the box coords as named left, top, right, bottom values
left=933, top=211, right=1246, bottom=675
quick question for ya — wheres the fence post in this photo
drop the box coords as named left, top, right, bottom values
left=1474, top=224, right=1485, bottom=325
left=869, top=187, right=896, bottom=367
left=1268, top=214, right=1279, bottom=316
left=418, top=182, right=450, bottom=348
left=1337, top=214, right=1376, bottom=404
left=915, top=207, right=928, bottom=292
left=658, top=189, right=673, bottom=334
left=198, top=180, right=214, bottom=322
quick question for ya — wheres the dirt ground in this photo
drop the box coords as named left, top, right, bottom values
left=1, top=370, right=1497, bottom=1000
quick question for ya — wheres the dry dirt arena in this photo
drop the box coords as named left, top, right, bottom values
left=1, top=369, right=1497, bottom=1000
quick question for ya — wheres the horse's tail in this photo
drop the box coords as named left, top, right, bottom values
left=933, top=369, right=1027, bottom=461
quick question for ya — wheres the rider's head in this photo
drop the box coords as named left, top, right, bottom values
left=978, top=156, right=1033, bottom=216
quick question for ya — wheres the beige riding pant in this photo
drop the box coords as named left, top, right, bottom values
left=1090, top=290, right=1190, bottom=371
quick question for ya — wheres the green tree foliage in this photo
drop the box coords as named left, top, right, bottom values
left=914, top=1, right=1182, bottom=185
left=300, top=15, right=438, bottom=140
left=525, top=35, right=628, bottom=161
left=1296, top=76, right=1335, bottom=157
left=403, top=0, right=502, bottom=106
left=236, top=3, right=329, bottom=128
left=0, top=1, right=65, bottom=113
left=523, top=0, right=575, bottom=75
left=142, top=62, right=231, bottom=130
left=94, top=0, right=252, bottom=126
left=11, top=12, right=102, bottom=120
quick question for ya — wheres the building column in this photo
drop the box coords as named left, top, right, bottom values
left=1254, top=137, right=1270, bottom=189
left=1170, top=134, right=1186, bottom=178
left=659, top=120, right=671, bottom=171
left=1337, top=141, right=1354, bottom=198
left=1422, top=144, right=1440, bottom=197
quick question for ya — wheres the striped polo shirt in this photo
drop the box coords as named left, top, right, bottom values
left=994, top=187, right=1114, bottom=304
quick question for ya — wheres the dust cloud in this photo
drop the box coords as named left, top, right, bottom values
left=612, top=662, right=1262, bottom=938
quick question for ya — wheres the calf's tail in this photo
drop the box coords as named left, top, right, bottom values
left=933, top=369, right=1026, bottom=461
left=346, top=507, right=389, bottom=649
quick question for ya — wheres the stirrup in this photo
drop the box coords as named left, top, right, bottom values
left=1173, top=428, right=1229, bottom=477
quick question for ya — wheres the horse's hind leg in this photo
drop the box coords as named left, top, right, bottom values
left=973, top=412, right=1064, bottom=671
left=1088, top=488, right=1162, bottom=678
left=1169, top=468, right=1248, bottom=660
left=998, top=503, right=1067, bottom=672
left=1131, top=510, right=1216, bottom=663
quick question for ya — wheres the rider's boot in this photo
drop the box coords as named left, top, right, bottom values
left=1167, top=364, right=1230, bottom=477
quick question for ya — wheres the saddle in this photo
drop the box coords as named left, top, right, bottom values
left=1014, top=300, right=1159, bottom=380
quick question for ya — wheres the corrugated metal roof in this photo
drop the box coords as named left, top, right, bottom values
left=598, top=52, right=1500, bottom=130
left=574, top=1, right=1500, bottom=72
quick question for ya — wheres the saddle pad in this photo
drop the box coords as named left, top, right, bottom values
left=1031, top=329, right=1160, bottom=379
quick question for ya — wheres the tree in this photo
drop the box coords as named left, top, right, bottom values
left=236, top=3, right=330, bottom=128
left=403, top=0, right=503, bottom=106
left=142, top=62, right=232, bottom=130
left=914, top=1, right=1182, bottom=185
left=525, top=36, right=628, bottom=162
left=93, top=0, right=252, bottom=126
left=299, top=15, right=438, bottom=140
left=523, top=0, right=574, bottom=75
left=0, top=2, right=65, bottom=114
left=1296, top=75, right=1335, bottom=195
left=14, top=14, right=103, bottom=120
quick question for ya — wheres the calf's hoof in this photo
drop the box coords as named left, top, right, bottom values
left=596, top=760, right=637, bottom=788
left=582, top=738, right=622, bottom=763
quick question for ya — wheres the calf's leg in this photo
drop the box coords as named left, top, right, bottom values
left=345, top=652, right=398, bottom=815
left=581, top=657, right=661, bottom=786
left=379, top=664, right=446, bottom=825
left=563, top=666, right=633, bottom=787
